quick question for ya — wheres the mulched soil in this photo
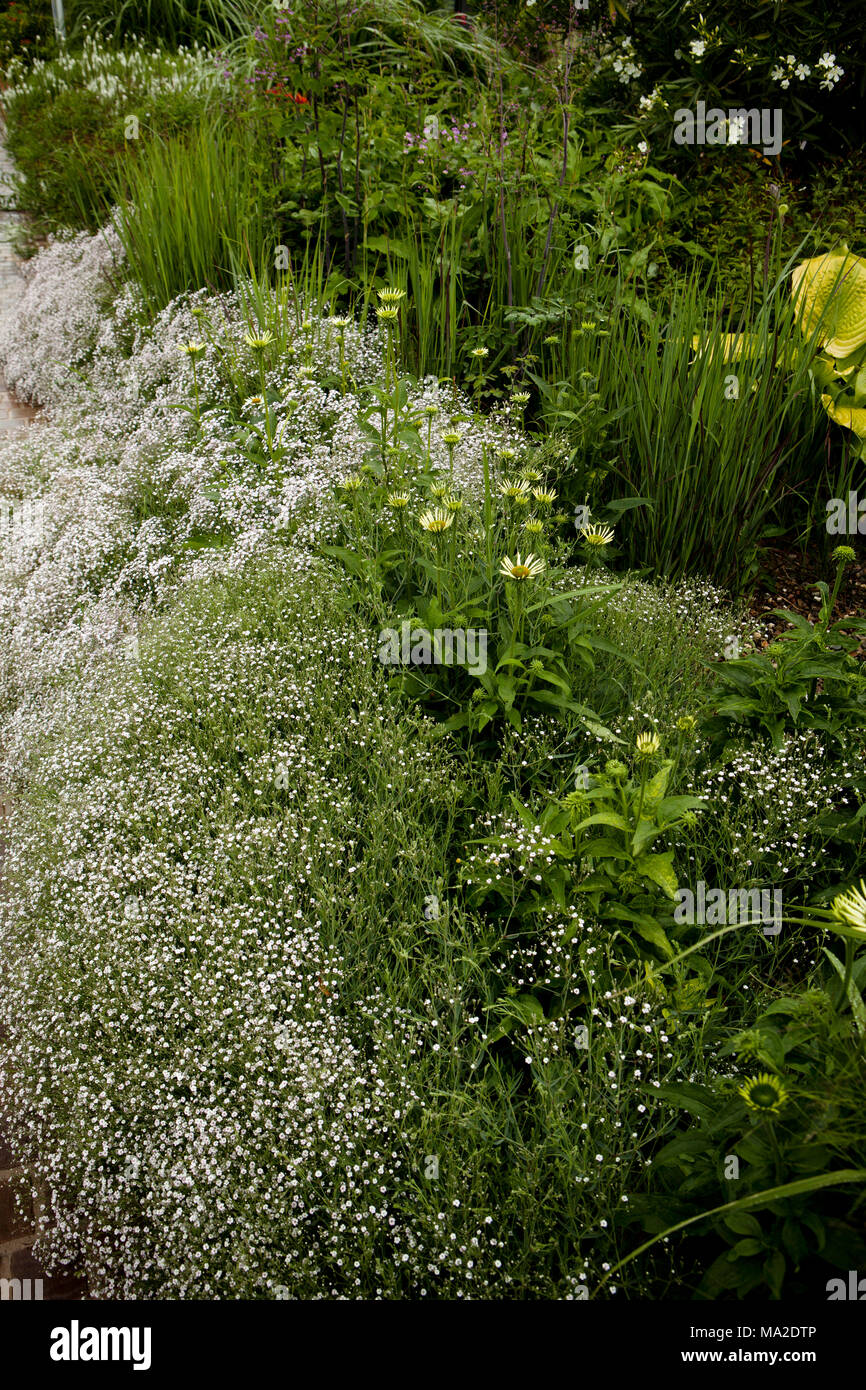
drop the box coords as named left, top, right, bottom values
left=747, top=542, right=866, bottom=650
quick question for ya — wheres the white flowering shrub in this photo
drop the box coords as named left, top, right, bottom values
left=0, top=561, right=461, bottom=1298
left=0, top=225, right=624, bottom=1299
left=1, top=35, right=221, bottom=110
left=597, top=0, right=859, bottom=152
left=0, top=209, right=862, bottom=1302
left=0, top=224, right=124, bottom=405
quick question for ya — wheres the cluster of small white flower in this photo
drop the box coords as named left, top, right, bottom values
left=0, top=221, right=558, bottom=1298
left=690, top=731, right=861, bottom=882
left=638, top=87, right=668, bottom=115
left=816, top=51, right=845, bottom=91
left=1, top=35, right=219, bottom=111
left=604, top=36, right=643, bottom=86
left=769, top=51, right=844, bottom=91
left=0, top=222, right=528, bottom=724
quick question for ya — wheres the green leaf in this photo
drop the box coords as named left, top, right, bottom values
left=634, top=851, right=678, bottom=899
left=823, top=947, right=866, bottom=1038
left=320, top=544, right=369, bottom=580
left=496, top=674, right=517, bottom=709
left=604, top=906, right=673, bottom=956
left=781, top=1218, right=809, bottom=1267
left=597, top=1170, right=866, bottom=1295
left=631, top=819, right=661, bottom=856
left=729, top=1238, right=763, bottom=1259
left=642, top=761, right=672, bottom=805
left=724, top=1211, right=762, bottom=1238
left=652, top=1082, right=716, bottom=1121
left=654, top=795, right=706, bottom=822
left=763, top=1249, right=786, bottom=1298
left=575, top=812, right=630, bottom=834
left=579, top=837, right=630, bottom=861
left=364, top=234, right=410, bottom=258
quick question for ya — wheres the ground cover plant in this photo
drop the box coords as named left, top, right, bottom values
left=0, top=0, right=864, bottom=1304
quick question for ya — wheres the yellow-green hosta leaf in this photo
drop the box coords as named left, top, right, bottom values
left=689, top=334, right=801, bottom=368
left=792, top=243, right=866, bottom=358
left=830, top=344, right=866, bottom=375
left=690, top=332, right=761, bottom=362
left=821, top=393, right=866, bottom=439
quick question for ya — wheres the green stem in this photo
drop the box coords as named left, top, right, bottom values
left=435, top=538, right=443, bottom=612
left=635, top=762, right=648, bottom=824
left=260, top=362, right=273, bottom=452
left=823, top=558, right=849, bottom=634
left=191, top=358, right=201, bottom=430
left=840, top=938, right=856, bottom=1015
left=482, top=443, right=493, bottom=586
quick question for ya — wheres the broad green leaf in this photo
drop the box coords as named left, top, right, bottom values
left=729, top=1238, right=763, bottom=1259
left=654, top=795, right=706, bottom=822
left=652, top=1081, right=717, bottom=1120
left=597, top=1170, right=866, bottom=1295
left=608, top=905, right=674, bottom=957
left=724, top=1211, right=762, bottom=1238
left=631, top=819, right=661, bottom=856
left=635, top=851, right=678, bottom=899
left=574, top=812, right=630, bottom=834
left=821, top=393, right=866, bottom=439
left=579, top=836, right=630, bottom=861
left=642, top=761, right=672, bottom=806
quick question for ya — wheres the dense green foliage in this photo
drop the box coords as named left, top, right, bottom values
left=0, top=0, right=864, bottom=1303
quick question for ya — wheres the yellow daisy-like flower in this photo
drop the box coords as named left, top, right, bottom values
left=738, top=1073, right=788, bottom=1115
left=500, top=552, right=546, bottom=581
left=521, top=468, right=543, bottom=483
left=376, top=306, right=399, bottom=322
left=442, top=431, right=462, bottom=447
left=419, top=508, right=454, bottom=533
left=179, top=340, right=207, bottom=357
left=831, top=881, right=866, bottom=936
left=244, top=330, right=275, bottom=351
left=511, top=391, right=531, bottom=407
left=430, top=484, right=450, bottom=499
left=635, top=731, right=661, bottom=758
left=580, top=524, right=615, bottom=547
left=532, top=487, right=557, bottom=506
left=340, top=473, right=364, bottom=491
left=386, top=491, right=410, bottom=509
left=443, top=494, right=463, bottom=512
left=498, top=477, right=531, bottom=500
left=377, top=287, right=406, bottom=305
left=523, top=518, right=544, bottom=536
left=243, top=395, right=265, bottom=410
left=470, top=346, right=489, bottom=359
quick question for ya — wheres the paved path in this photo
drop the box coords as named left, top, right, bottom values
left=0, top=128, right=86, bottom=1301
left=0, top=135, right=37, bottom=434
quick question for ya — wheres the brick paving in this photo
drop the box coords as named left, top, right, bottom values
left=0, top=131, right=87, bottom=1302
